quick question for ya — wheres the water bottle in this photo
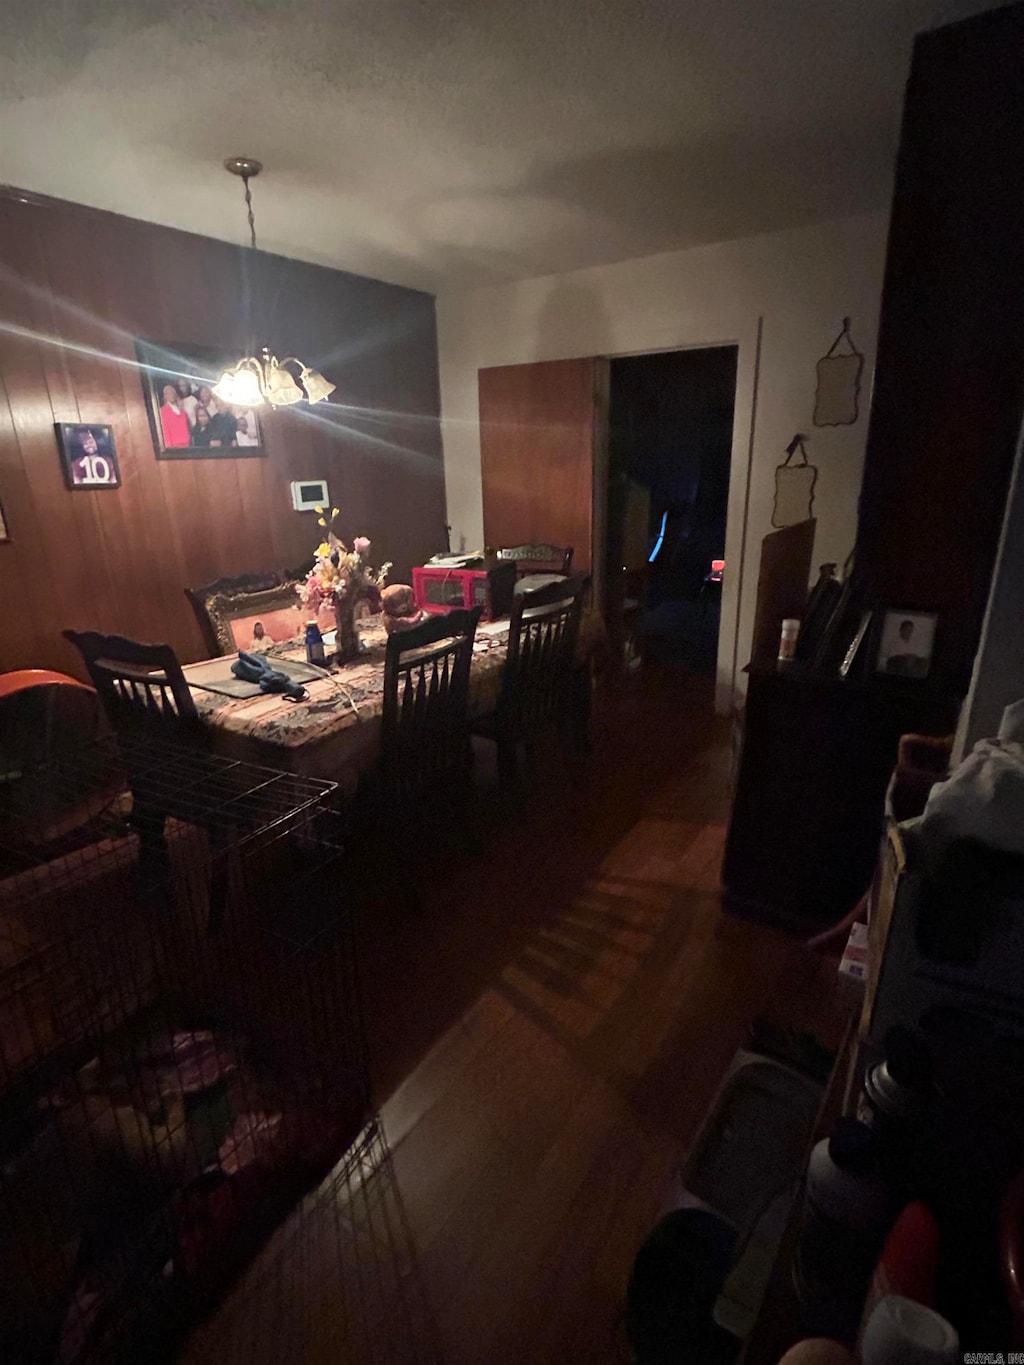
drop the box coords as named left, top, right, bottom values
left=793, top=1117, right=890, bottom=1309
left=857, top=1028, right=937, bottom=1195
left=304, top=618, right=326, bottom=667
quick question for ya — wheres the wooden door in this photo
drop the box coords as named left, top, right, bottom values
left=479, top=358, right=602, bottom=575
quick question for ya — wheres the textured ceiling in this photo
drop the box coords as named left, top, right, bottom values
left=0, top=0, right=1004, bottom=292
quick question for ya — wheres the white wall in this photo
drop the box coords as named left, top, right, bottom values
left=436, top=211, right=889, bottom=709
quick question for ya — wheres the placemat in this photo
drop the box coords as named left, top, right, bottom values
left=183, top=656, right=327, bottom=700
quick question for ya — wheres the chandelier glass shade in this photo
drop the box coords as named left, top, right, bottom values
left=214, top=157, right=336, bottom=409
left=213, top=348, right=335, bottom=409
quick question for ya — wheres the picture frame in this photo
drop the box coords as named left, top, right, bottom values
left=813, top=319, right=864, bottom=428
left=810, top=573, right=861, bottom=674
left=795, top=562, right=842, bottom=663
left=55, top=423, right=121, bottom=490
left=875, top=609, right=937, bottom=680
left=136, top=340, right=265, bottom=460
left=0, top=498, right=9, bottom=542
left=839, top=609, right=873, bottom=678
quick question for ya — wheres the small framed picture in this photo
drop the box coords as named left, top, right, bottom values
left=876, top=609, right=937, bottom=679
left=839, top=610, right=873, bottom=678
left=55, top=423, right=121, bottom=490
left=0, top=498, right=9, bottom=542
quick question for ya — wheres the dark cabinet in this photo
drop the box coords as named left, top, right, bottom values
left=723, top=666, right=958, bottom=931
left=856, top=2, right=1024, bottom=687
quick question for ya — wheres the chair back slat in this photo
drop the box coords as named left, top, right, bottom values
left=63, top=631, right=198, bottom=736
left=501, top=579, right=583, bottom=737
left=381, top=607, right=482, bottom=810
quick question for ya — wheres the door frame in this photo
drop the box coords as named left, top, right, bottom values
left=595, top=323, right=762, bottom=713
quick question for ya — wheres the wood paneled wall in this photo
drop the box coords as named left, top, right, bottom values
left=0, top=189, right=446, bottom=675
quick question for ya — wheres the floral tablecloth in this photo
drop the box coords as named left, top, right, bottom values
left=185, top=613, right=604, bottom=790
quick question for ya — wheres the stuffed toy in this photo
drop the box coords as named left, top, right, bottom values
left=381, top=584, right=426, bottom=635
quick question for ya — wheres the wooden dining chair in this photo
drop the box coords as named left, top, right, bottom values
left=380, top=606, right=483, bottom=810
left=472, top=578, right=583, bottom=792
left=185, top=566, right=308, bottom=657
left=365, top=606, right=483, bottom=908
left=497, top=543, right=574, bottom=578
left=61, top=629, right=242, bottom=928
left=63, top=630, right=198, bottom=728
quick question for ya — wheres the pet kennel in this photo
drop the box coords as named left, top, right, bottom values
left=0, top=731, right=369, bottom=1363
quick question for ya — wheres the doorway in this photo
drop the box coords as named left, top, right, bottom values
left=606, top=346, right=739, bottom=673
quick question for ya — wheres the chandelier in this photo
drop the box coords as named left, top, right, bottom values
left=212, top=158, right=335, bottom=409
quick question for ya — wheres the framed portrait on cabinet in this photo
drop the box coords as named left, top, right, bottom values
left=876, top=610, right=937, bottom=680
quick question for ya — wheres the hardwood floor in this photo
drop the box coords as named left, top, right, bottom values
left=182, top=669, right=847, bottom=1365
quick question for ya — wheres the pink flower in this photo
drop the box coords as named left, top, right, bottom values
left=353, top=536, right=371, bottom=555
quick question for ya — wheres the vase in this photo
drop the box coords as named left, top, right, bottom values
left=316, top=600, right=337, bottom=638
left=334, top=596, right=360, bottom=664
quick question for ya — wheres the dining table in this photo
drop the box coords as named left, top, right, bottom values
left=181, top=611, right=606, bottom=790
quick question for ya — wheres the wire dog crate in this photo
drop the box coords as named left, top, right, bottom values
left=0, top=732, right=369, bottom=1364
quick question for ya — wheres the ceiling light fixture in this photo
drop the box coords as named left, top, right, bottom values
left=212, top=157, right=335, bottom=409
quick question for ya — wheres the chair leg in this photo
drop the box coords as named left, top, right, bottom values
left=569, top=665, right=593, bottom=759
left=130, top=800, right=170, bottom=895
left=393, top=852, right=422, bottom=914
left=206, top=829, right=234, bottom=934
left=497, top=738, right=519, bottom=794
left=454, top=770, right=483, bottom=856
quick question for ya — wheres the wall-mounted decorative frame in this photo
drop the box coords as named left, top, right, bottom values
left=772, top=433, right=818, bottom=528
left=875, top=609, right=937, bottom=679
left=55, top=423, right=121, bottom=490
left=0, top=498, right=9, bottom=542
left=813, top=317, right=864, bottom=427
left=136, top=340, right=265, bottom=460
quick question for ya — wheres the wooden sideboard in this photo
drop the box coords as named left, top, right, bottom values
left=722, top=664, right=959, bottom=933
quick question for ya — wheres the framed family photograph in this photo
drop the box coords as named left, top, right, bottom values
left=55, top=423, right=121, bottom=490
left=136, top=340, right=265, bottom=460
left=876, top=609, right=937, bottom=679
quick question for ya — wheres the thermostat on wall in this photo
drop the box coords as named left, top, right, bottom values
left=290, top=479, right=329, bottom=512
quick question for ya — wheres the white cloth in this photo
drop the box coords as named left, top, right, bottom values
left=917, top=697, right=1024, bottom=855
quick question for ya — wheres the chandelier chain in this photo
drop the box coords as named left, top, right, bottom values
left=242, top=173, right=257, bottom=250
left=216, top=155, right=334, bottom=405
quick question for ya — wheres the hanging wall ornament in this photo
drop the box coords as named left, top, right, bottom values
left=772, top=433, right=818, bottom=528
left=813, top=317, right=864, bottom=426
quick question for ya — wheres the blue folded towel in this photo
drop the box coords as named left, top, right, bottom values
left=232, top=651, right=307, bottom=701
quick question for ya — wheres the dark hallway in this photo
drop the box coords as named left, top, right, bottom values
left=607, top=346, right=738, bottom=673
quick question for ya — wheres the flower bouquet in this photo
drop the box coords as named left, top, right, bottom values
left=297, top=508, right=391, bottom=662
